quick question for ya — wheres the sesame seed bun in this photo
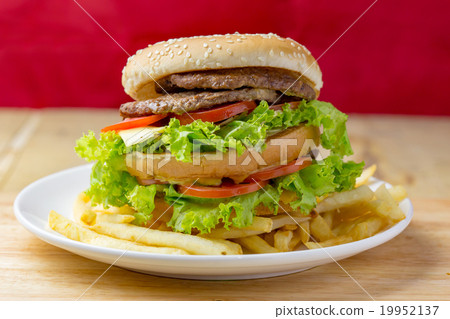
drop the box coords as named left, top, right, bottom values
left=122, top=33, right=323, bottom=101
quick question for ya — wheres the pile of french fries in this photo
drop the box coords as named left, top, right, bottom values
left=48, top=165, right=408, bottom=255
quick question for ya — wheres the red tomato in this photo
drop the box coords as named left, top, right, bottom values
left=101, top=114, right=168, bottom=132
left=244, top=158, right=312, bottom=183
left=175, top=101, right=257, bottom=125
left=177, top=179, right=268, bottom=198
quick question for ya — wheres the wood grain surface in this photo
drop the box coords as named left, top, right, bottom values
left=1, top=108, right=449, bottom=300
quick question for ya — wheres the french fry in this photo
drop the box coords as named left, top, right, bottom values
left=299, top=221, right=310, bottom=244
left=355, top=164, right=377, bottom=187
left=387, top=185, right=408, bottom=203
left=274, top=230, right=293, bottom=252
left=288, top=227, right=303, bottom=250
left=95, top=213, right=135, bottom=224
left=281, top=224, right=297, bottom=231
left=316, top=185, right=374, bottom=213
left=348, top=216, right=385, bottom=241
left=201, top=217, right=273, bottom=239
left=310, top=215, right=334, bottom=241
left=322, top=211, right=334, bottom=228
left=90, top=222, right=242, bottom=255
left=73, top=193, right=94, bottom=225
left=374, top=184, right=405, bottom=222
left=304, top=236, right=353, bottom=249
left=271, top=215, right=310, bottom=231
left=234, top=236, right=279, bottom=254
left=48, top=211, right=188, bottom=255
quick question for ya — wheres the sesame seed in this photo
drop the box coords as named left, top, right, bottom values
left=297, top=46, right=301, bottom=51
left=204, top=52, right=209, bottom=58
left=177, top=50, right=183, bottom=55
left=147, top=52, right=153, bottom=57
left=269, top=49, right=274, bottom=57
left=209, top=38, right=216, bottom=42
left=155, top=50, right=159, bottom=55
left=227, top=48, right=233, bottom=55
left=240, top=57, right=247, bottom=63
left=216, top=44, right=222, bottom=49
left=174, top=44, right=180, bottom=48
left=184, top=58, right=188, bottom=65
left=288, top=54, right=293, bottom=59
left=291, top=42, right=296, bottom=47
left=183, top=44, right=188, bottom=49
left=163, top=43, right=169, bottom=47
left=154, top=61, right=160, bottom=66
left=207, top=48, right=212, bottom=53
left=186, top=52, right=191, bottom=58
left=226, top=40, right=234, bottom=43
left=196, top=59, right=201, bottom=66
left=216, top=62, right=223, bottom=67
left=165, top=47, right=170, bottom=52
left=280, top=51, right=285, bottom=57
left=169, top=53, right=174, bottom=58
left=136, top=49, right=143, bottom=55
left=236, top=38, right=242, bottom=42
left=257, top=56, right=265, bottom=62
left=203, top=43, right=208, bottom=48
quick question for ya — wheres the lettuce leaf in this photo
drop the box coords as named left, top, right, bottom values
left=275, top=156, right=364, bottom=214
left=127, top=184, right=158, bottom=225
left=164, top=184, right=280, bottom=234
left=75, top=131, right=138, bottom=207
left=75, top=131, right=161, bottom=223
left=162, top=118, right=246, bottom=162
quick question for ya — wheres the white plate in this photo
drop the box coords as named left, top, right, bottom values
left=14, top=164, right=413, bottom=280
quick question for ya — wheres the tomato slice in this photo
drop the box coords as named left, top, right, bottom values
left=175, top=101, right=257, bottom=125
left=177, top=179, right=268, bottom=198
left=244, top=158, right=312, bottom=183
left=101, top=114, right=168, bottom=132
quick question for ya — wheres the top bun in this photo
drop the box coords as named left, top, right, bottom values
left=122, top=33, right=323, bottom=101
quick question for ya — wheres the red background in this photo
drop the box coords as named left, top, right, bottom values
left=1, top=0, right=448, bottom=115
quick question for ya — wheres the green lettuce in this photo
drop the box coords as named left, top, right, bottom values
left=275, top=156, right=364, bottom=214
left=75, top=131, right=137, bottom=207
left=75, top=131, right=162, bottom=223
left=164, top=184, right=281, bottom=234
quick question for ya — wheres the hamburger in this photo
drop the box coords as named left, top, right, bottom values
left=75, top=33, right=363, bottom=235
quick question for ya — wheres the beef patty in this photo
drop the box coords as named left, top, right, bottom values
left=156, top=67, right=316, bottom=101
left=120, top=67, right=315, bottom=117
left=120, top=88, right=279, bottom=117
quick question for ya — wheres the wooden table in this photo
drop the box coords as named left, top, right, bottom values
left=1, top=108, right=449, bottom=300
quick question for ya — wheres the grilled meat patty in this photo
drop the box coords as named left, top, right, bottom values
left=156, top=67, right=316, bottom=101
left=120, top=88, right=279, bottom=117
left=120, top=67, right=315, bottom=117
